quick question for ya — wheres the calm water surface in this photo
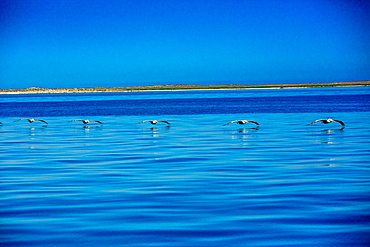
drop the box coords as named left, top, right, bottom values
left=1, top=87, right=369, bottom=246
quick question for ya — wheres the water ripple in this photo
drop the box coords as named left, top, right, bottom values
left=1, top=90, right=370, bottom=246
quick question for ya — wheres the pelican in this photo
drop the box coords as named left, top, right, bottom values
left=223, top=120, right=259, bottom=126
left=136, top=120, right=170, bottom=125
left=14, top=118, right=48, bottom=124
left=70, top=119, right=103, bottom=124
left=307, top=118, right=345, bottom=128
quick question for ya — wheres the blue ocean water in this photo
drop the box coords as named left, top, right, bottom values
left=0, top=87, right=369, bottom=246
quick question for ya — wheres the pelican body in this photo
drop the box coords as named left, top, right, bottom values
left=70, top=119, right=103, bottom=124
left=14, top=118, right=48, bottom=124
left=307, top=118, right=345, bottom=128
left=223, top=120, right=259, bottom=126
left=136, top=120, right=170, bottom=125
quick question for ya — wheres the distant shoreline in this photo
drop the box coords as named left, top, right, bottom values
left=1, top=81, right=369, bottom=94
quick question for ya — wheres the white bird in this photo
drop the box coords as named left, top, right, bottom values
left=307, top=118, right=345, bottom=128
left=14, top=118, right=48, bottom=124
left=69, top=119, right=103, bottom=124
left=223, top=120, right=259, bottom=126
left=136, top=120, right=170, bottom=125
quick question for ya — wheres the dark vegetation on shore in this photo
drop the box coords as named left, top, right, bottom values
left=1, top=81, right=369, bottom=94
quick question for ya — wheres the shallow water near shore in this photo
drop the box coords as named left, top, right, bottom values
left=1, top=87, right=369, bottom=246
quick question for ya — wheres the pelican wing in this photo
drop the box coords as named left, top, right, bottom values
left=248, top=120, right=259, bottom=125
left=35, top=119, right=48, bottom=124
left=307, top=119, right=324, bottom=126
left=223, top=120, right=238, bottom=126
left=69, top=119, right=84, bottom=122
left=333, top=119, right=345, bottom=126
left=14, top=119, right=28, bottom=122
left=91, top=120, right=103, bottom=124
left=136, top=120, right=151, bottom=124
left=158, top=120, right=170, bottom=125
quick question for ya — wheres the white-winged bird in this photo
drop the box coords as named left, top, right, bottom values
left=223, top=120, right=259, bottom=126
left=307, top=118, right=345, bottom=128
left=70, top=119, right=103, bottom=124
left=136, top=120, right=170, bottom=125
left=14, top=118, right=48, bottom=124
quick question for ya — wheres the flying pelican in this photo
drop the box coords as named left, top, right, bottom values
left=14, top=118, right=48, bottom=124
left=69, top=119, right=103, bottom=124
left=307, top=118, right=345, bottom=128
left=223, top=120, right=259, bottom=126
left=136, top=120, right=170, bottom=125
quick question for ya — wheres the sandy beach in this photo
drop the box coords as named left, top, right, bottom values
left=1, top=81, right=369, bottom=94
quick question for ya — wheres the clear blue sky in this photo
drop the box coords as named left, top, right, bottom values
left=1, top=0, right=369, bottom=89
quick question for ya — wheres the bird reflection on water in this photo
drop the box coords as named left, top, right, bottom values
left=82, top=125, right=102, bottom=129
left=134, top=122, right=171, bottom=138
left=144, top=126, right=171, bottom=137
left=225, top=127, right=259, bottom=141
left=321, top=128, right=345, bottom=133
left=307, top=127, right=345, bottom=144
left=27, top=126, right=48, bottom=137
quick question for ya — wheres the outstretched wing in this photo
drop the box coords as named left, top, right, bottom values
left=333, top=119, right=345, bottom=126
left=69, top=120, right=84, bottom=122
left=14, top=119, right=28, bottom=122
left=223, top=120, right=237, bottom=126
left=136, top=120, right=150, bottom=124
left=91, top=120, right=103, bottom=124
left=35, top=119, right=48, bottom=124
left=306, top=119, right=323, bottom=126
left=248, top=120, right=259, bottom=125
left=158, top=120, right=170, bottom=125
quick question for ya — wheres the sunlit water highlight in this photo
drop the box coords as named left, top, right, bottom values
left=1, top=87, right=369, bottom=246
